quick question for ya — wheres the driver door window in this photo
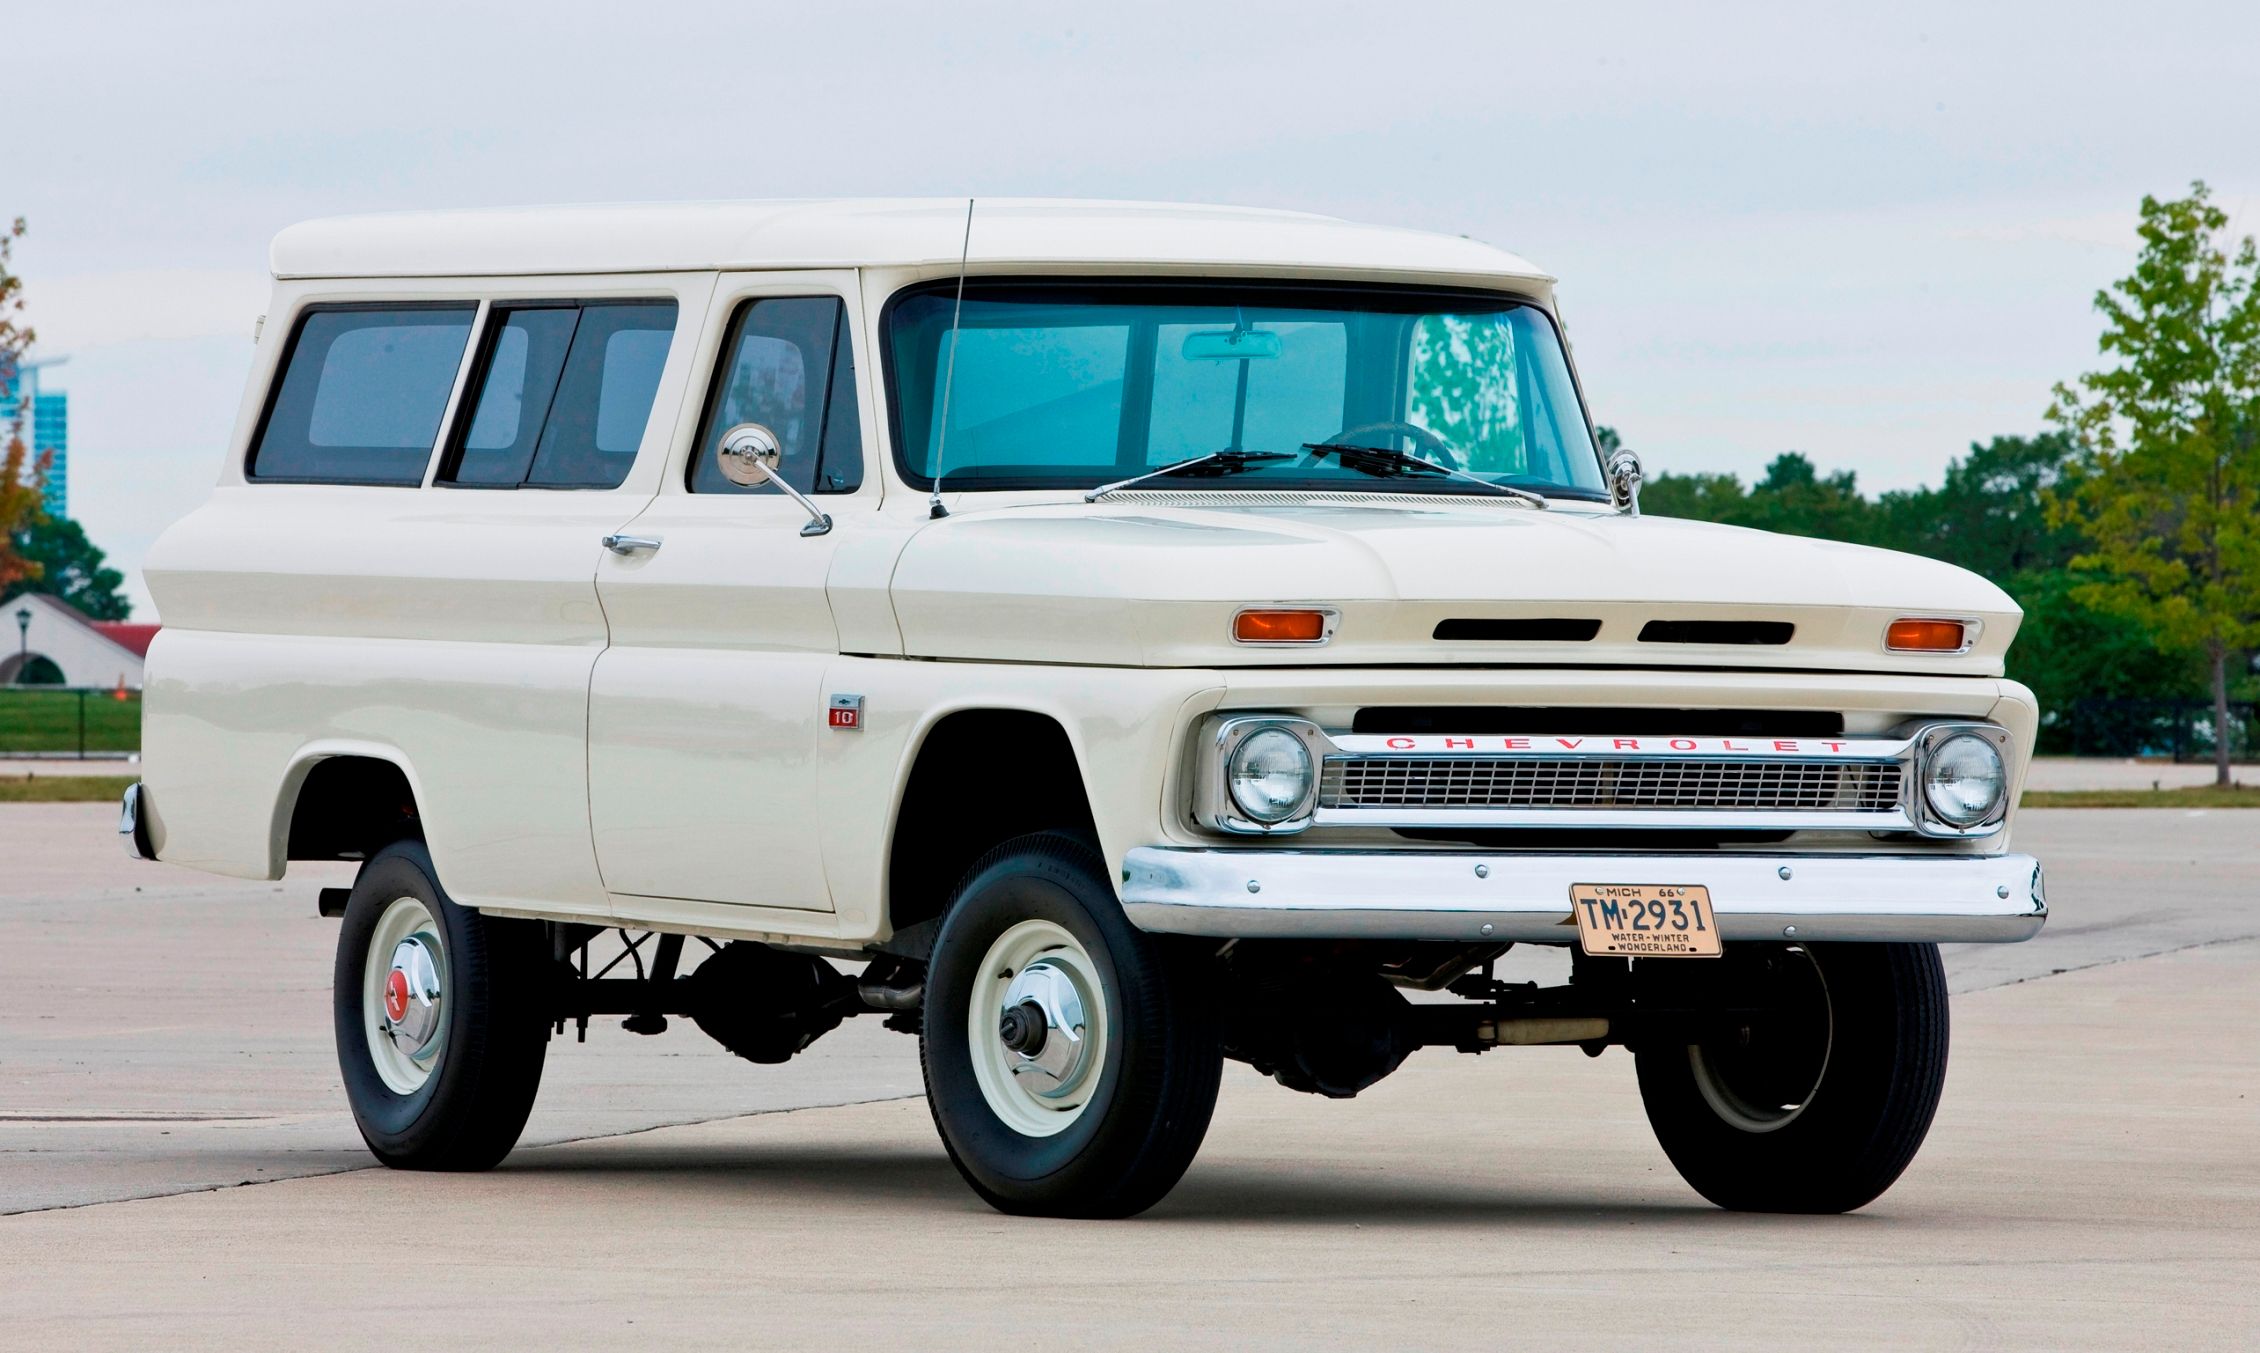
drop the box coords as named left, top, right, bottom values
left=690, top=297, right=862, bottom=496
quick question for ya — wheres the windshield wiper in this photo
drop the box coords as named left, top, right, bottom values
left=1084, top=449, right=1293, bottom=502
left=1302, top=442, right=1549, bottom=508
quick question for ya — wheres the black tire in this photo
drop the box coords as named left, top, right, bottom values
left=332, top=840, right=550, bottom=1171
left=1635, top=941, right=1949, bottom=1214
left=921, top=833, right=1222, bottom=1218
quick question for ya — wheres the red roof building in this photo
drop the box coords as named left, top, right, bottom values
left=90, top=622, right=160, bottom=658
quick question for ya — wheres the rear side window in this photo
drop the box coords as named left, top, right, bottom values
left=248, top=305, right=476, bottom=484
left=441, top=300, right=677, bottom=490
left=690, top=297, right=864, bottom=495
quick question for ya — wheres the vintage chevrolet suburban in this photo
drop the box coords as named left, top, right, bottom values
left=125, top=199, right=2045, bottom=1218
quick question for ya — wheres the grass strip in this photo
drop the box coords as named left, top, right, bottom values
left=0, top=691, right=142, bottom=755
left=2022, top=785, right=2260, bottom=808
left=0, top=774, right=138, bottom=803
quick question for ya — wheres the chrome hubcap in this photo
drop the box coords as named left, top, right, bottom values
left=363, top=896, right=448, bottom=1094
left=998, top=958, right=1093, bottom=1098
left=966, top=919, right=1109, bottom=1137
left=381, top=934, right=446, bottom=1060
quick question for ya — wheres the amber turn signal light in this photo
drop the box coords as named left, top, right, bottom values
left=1234, top=609, right=1331, bottom=644
left=1886, top=618, right=1967, bottom=653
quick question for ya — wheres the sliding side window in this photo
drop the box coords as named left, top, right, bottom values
left=690, top=297, right=863, bottom=496
left=440, top=300, right=678, bottom=490
left=247, top=305, right=476, bottom=484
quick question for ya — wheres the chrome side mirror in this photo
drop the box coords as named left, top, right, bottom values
left=717, top=422, right=784, bottom=487
left=716, top=422, right=832, bottom=537
left=1607, top=447, right=1643, bottom=517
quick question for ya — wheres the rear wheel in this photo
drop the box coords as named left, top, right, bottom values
left=333, top=840, right=549, bottom=1171
left=921, top=833, right=1221, bottom=1218
left=1635, top=941, right=1948, bottom=1213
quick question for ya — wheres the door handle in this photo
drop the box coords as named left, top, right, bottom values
left=602, top=533, right=663, bottom=556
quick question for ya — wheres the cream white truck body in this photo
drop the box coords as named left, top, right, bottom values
left=135, top=199, right=2043, bottom=953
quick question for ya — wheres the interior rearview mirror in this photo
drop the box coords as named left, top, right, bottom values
left=1181, top=329, right=1283, bottom=362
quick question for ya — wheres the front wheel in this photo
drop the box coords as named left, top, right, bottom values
left=332, top=840, right=550, bottom=1171
left=1635, top=941, right=1949, bottom=1214
left=921, top=834, right=1222, bottom=1218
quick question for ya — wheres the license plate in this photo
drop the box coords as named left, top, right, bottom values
left=1569, top=884, right=1722, bottom=958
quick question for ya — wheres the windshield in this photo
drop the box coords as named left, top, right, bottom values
left=885, top=281, right=1607, bottom=498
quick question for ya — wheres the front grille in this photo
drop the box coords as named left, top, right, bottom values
left=1320, top=756, right=1902, bottom=813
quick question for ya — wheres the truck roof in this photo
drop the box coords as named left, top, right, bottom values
left=267, top=198, right=1553, bottom=292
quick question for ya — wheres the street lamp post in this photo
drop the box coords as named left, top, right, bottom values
left=13, top=605, right=29, bottom=685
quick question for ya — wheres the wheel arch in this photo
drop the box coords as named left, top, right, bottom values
left=271, top=740, right=430, bottom=874
left=883, top=705, right=1101, bottom=942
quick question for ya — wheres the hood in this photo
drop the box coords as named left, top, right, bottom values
left=885, top=497, right=2021, bottom=675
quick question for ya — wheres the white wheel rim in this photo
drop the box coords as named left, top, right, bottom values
left=363, top=895, right=448, bottom=1095
left=1688, top=947, right=1833, bottom=1133
left=966, top=919, right=1109, bottom=1138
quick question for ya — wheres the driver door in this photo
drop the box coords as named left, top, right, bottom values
left=586, top=272, right=873, bottom=918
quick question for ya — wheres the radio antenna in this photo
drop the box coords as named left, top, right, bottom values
left=927, top=197, right=976, bottom=520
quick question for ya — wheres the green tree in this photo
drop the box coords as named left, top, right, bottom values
left=1641, top=452, right=1879, bottom=545
left=2050, top=182, right=2260, bottom=784
left=2008, top=567, right=2204, bottom=752
left=1874, top=433, right=2086, bottom=580
left=1737, top=453, right=1877, bottom=543
left=1638, top=468, right=1749, bottom=522
left=4, top=515, right=130, bottom=620
left=0, top=216, right=46, bottom=597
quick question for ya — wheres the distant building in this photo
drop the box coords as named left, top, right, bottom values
left=6, top=593, right=148, bottom=688
left=3, top=355, right=68, bottom=518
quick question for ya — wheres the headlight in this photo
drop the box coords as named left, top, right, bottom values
left=1922, top=732, right=2006, bottom=827
left=1227, top=727, right=1315, bottom=825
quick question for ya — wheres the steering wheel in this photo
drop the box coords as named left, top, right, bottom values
left=1320, top=419, right=1463, bottom=471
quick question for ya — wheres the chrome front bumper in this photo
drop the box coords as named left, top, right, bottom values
left=1120, top=847, right=2046, bottom=944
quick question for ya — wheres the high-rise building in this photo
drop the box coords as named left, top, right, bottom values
left=3, top=355, right=68, bottom=517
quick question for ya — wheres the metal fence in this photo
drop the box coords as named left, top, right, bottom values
left=2056, top=698, right=2258, bottom=763
left=0, top=686, right=144, bottom=759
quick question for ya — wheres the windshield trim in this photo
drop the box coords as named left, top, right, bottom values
left=876, top=275, right=1606, bottom=497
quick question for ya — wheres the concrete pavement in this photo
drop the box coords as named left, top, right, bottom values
left=3, top=804, right=2256, bottom=1348
left=0, top=756, right=136, bottom=774
left=0, top=805, right=922, bottom=1215
left=2022, top=756, right=2250, bottom=791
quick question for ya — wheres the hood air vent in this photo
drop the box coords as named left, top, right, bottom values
left=1433, top=618, right=1601, bottom=642
left=1638, top=619, right=1794, bottom=646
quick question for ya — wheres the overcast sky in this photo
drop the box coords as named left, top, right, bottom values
left=10, top=0, right=2260, bottom=616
